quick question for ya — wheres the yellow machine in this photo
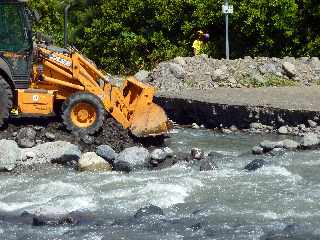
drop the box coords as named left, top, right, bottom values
left=0, top=1, right=170, bottom=137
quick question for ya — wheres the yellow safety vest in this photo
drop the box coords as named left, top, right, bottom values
left=192, top=40, right=204, bottom=55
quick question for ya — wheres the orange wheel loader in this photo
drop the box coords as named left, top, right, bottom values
left=0, top=0, right=170, bottom=137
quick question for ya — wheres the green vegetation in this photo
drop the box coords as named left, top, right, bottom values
left=29, top=0, right=320, bottom=74
left=240, top=74, right=297, bottom=87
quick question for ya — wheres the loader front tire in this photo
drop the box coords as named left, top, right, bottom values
left=0, top=76, right=13, bottom=127
left=62, top=92, right=105, bottom=135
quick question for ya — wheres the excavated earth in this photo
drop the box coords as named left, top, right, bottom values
left=0, top=116, right=138, bottom=153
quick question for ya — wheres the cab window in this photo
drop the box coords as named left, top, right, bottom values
left=0, top=4, right=31, bottom=52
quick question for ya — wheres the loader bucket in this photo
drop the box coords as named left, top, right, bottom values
left=130, top=103, right=171, bottom=137
left=119, top=77, right=171, bottom=137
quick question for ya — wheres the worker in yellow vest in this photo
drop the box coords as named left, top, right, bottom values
left=192, top=30, right=210, bottom=56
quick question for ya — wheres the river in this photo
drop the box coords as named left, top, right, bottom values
left=0, top=128, right=319, bottom=239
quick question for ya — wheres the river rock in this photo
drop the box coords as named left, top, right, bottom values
left=150, top=148, right=167, bottom=161
left=250, top=122, right=264, bottom=129
left=96, top=145, right=117, bottom=164
left=112, top=160, right=131, bottom=173
left=281, top=139, right=300, bottom=150
left=163, top=147, right=174, bottom=157
left=16, top=127, right=37, bottom=148
left=252, top=145, right=264, bottom=155
left=77, top=152, right=112, bottom=171
left=115, top=146, right=150, bottom=169
left=134, top=205, right=164, bottom=219
left=191, top=148, right=204, bottom=160
left=0, top=140, right=21, bottom=171
left=282, top=62, right=296, bottom=78
left=200, top=156, right=218, bottom=171
left=308, top=119, right=318, bottom=128
left=278, top=126, right=289, bottom=135
left=300, top=133, right=320, bottom=149
left=244, top=159, right=267, bottom=171
left=20, top=141, right=81, bottom=165
left=269, top=147, right=286, bottom=156
left=260, top=140, right=283, bottom=152
left=44, top=132, right=55, bottom=141
left=192, top=123, right=200, bottom=129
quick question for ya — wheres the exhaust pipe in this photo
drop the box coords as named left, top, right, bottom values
left=64, top=4, right=71, bottom=48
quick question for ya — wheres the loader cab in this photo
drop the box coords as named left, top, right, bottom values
left=0, top=1, right=33, bottom=89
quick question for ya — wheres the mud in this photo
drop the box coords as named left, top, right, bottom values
left=0, top=116, right=140, bottom=153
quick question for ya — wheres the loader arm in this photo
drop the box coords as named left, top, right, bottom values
left=32, top=46, right=170, bottom=137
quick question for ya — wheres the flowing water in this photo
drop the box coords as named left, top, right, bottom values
left=1, top=128, right=320, bottom=240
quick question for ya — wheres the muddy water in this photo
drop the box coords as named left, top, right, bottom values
left=1, top=128, right=320, bottom=239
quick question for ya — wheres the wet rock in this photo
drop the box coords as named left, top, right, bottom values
left=20, top=141, right=81, bottom=165
left=192, top=123, right=200, bottom=129
left=95, top=145, right=117, bottom=164
left=278, top=126, right=289, bottom=135
left=33, top=126, right=44, bottom=131
left=77, top=152, right=112, bottom=171
left=281, top=139, right=300, bottom=150
left=0, top=140, right=21, bottom=171
left=282, top=62, right=296, bottom=78
left=229, top=125, right=238, bottom=132
left=300, top=133, right=320, bottom=149
left=244, top=159, right=266, bottom=171
left=200, top=156, right=218, bottom=171
left=191, top=148, right=204, bottom=160
left=308, top=119, right=318, bottom=128
left=32, top=211, right=95, bottom=226
left=150, top=148, right=167, bottom=161
left=45, top=132, right=55, bottom=141
left=134, top=205, right=164, bottom=219
left=252, top=145, right=264, bottom=155
left=16, top=127, right=37, bottom=148
left=134, top=70, right=150, bottom=82
left=269, top=147, right=286, bottom=156
left=250, top=122, right=264, bottom=129
left=260, top=140, right=283, bottom=152
left=81, top=135, right=95, bottom=144
left=222, top=128, right=232, bottom=134
left=112, top=160, right=131, bottom=173
left=115, top=146, right=150, bottom=169
left=163, top=147, right=174, bottom=157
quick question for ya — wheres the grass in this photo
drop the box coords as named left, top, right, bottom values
left=240, top=74, right=297, bottom=87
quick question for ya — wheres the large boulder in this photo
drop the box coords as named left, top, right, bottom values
left=95, top=145, right=117, bottom=164
left=16, top=127, right=37, bottom=148
left=115, top=146, right=150, bottom=170
left=77, top=152, right=112, bottom=172
left=0, top=140, right=21, bottom=171
left=134, top=70, right=150, bottom=82
left=300, top=133, right=320, bottom=149
left=20, top=141, right=81, bottom=165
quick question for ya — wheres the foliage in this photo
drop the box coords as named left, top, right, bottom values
left=240, top=74, right=297, bottom=87
left=28, top=0, right=320, bottom=74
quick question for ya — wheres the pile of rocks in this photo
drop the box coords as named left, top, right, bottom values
left=135, top=55, right=320, bottom=92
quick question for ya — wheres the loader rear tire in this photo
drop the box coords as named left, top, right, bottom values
left=0, top=76, right=13, bottom=127
left=62, top=92, right=105, bottom=135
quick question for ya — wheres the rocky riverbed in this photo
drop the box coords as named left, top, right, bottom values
left=1, top=126, right=320, bottom=239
